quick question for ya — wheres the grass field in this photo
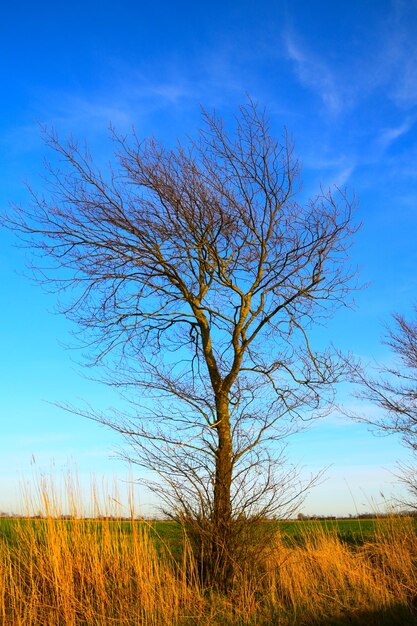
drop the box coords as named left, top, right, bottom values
left=0, top=516, right=384, bottom=558
left=1, top=512, right=417, bottom=625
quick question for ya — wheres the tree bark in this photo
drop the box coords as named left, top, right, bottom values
left=212, top=392, right=234, bottom=583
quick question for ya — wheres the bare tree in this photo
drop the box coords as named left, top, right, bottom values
left=356, top=309, right=417, bottom=444
left=353, top=307, right=417, bottom=508
left=6, top=100, right=358, bottom=585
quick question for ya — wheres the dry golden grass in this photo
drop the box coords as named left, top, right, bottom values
left=0, top=480, right=416, bottom=625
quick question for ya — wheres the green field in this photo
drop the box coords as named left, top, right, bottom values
left=151, top=517, right=397, bottom=548
left=0, top=515, right=398, bottom=551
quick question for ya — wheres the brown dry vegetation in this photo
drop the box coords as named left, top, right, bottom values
left=1, top=498, right=416, bottom=625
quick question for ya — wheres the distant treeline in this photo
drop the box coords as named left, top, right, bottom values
left=296, top=511, right=417, bottom=520
left=1, top=511, right=417, bottom=520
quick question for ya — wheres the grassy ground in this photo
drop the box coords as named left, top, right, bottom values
left=1, top=514, right=416, bottom=625
left=0, top=516, right=382, bottom=556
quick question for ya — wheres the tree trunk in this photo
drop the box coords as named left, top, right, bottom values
left=212, top=392, right=234, bottom=586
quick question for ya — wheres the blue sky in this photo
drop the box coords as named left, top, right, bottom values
left=1, top=0, right=417, bottom=516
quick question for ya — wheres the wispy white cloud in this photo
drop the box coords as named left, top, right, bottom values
left=6, top=50, right=251, bottom=157
left=2, top=79, right=197, bottom=164
left=282, top=0, right=417, bottom=124
left=383, top=0, right=417, bottom=109
left=37, top=84, right=187, bottom=133
left=333, top=165, right=355, bottom=188
left=393, top=59, right=417, bottom=108
left=283, top=30, right=342, bottom=114
left=377, top=117, right=415, bottom=151
left=300, top=151, right=356, bottom=193
left=320, top=164, right=355, bottom=190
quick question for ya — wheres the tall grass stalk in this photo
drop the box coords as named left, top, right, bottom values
left=0, top=478, right=416, bottom=625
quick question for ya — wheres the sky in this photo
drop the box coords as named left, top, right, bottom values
left=1, top=0, right=417, bottom=517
